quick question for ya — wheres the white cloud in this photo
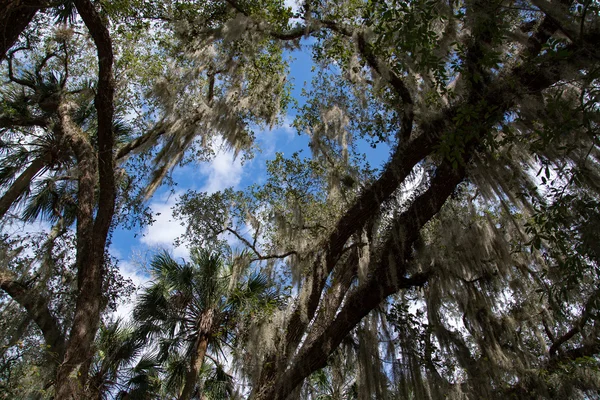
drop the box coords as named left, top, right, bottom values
left=138, top=137, right=245, bottom=261
left=140, top=193, right=189, bottom=258
left=114, top=258, right=150, bottom=321
left=200, top=142, right=244, bottom=194
left=255, top=115, right=296, bottom=156
left=119, top=259, right=148, bottom=290
left=277, top=114, right=296, bottom=139
left=284, top=0, right=301, bottom=14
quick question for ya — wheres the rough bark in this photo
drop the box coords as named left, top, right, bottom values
left=179, top=336, right=209, bottom=400
left=179, top=309, right=214, bottom=400
left=53, top=98, right=98, bottom=400
left=54, top=0, right=116, bottom=397
left=251, top=3, right=591, bottom=397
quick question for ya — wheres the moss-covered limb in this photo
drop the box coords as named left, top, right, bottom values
left=54, top=0, right=117, bottom=396
left=251, top=0, right=600, bottom=396
left=549, top=288, right=600, bottom=357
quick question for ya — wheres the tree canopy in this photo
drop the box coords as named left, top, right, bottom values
left=1, top=0, right=600, bottom=399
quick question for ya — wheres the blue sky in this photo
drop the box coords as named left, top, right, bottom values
left=110, top=6, right=396, bottom=318
left=111, top=38, right=318, bottom=315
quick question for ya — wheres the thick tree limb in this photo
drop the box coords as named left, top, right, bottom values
left=530, top=0, right=580, bottom=43
left=74, top=0, right=116, bottom=244
left=549, top=288, right=600, bottom=357
left=54, top=0, right=117, bottom=396
left=263, top=159, right=464, bottom=400
left=282, top=126, right=428, bottom=351
left=114, top=124, right=165, bottom=161
left=0, top=270, right=65, bottom=362
left=0, top=115, right=48, bottom=128
left=0, top=0, right=41, bottom=61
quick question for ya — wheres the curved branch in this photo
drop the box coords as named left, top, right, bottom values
left=7, top=46, right=36, bottom=89
left=74, top=0, right=116, bottom=241
left=115, top=123, right=165, bottom=161
left=224, top=227, right=296, bottom=262
left=265, top=161, right=464, bottom=400
left=0, top=0, right=42, bottom=61
left=55, top=0, right=117, bottom=395
left=549, top=288, right=600, bottom=357
left=0, top=271, right=65, bottom=361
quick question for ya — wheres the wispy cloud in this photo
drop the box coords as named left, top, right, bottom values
left=200, top=141, right=244, bottom=194
left=284, top=0, right=301, bottom=14
left=255, top=114, right=296, bottom=156
left=114, top=258, right=150, bottom=321
left=140, top=193, right=189, bottom=258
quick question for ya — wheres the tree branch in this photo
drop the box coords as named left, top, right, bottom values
left=0, top=0, right=42, bottom=61
left=530, top=0, right=580, bottom=43
left=114, top=124, right=165, bottom=161
left=249, top=251, right=298, bottom=263
left=224, top=227, right=297, bottom=262
left=74, top=0, right=116, bottom=243
left=0, top=270, right=65, bottom=361
left=0, top=115, right=49, bottom=128
left=54, top=0, right=117, bottom=394
left=6, top=46, right=36, bottom=90
left=549, top=288, right=600, bottom=357
left=267, top=161, right=463, bottom=400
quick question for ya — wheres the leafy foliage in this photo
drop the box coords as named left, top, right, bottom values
left=1, top=0, right=600, bottom=399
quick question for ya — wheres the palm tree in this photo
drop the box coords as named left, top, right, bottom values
left=133, top=248, right=278, bottom=400
left=86, top=318, right=146, bottom=399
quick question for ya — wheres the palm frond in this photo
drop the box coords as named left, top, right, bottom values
left=131, top=246, right=280, bottom=397
left=52, top=0, right=77, bottom=24
left=149, top=251, right=182, bottom=283
left=191, top=248, right=225, bottom=308
left=72, top=94, right=96, bottom=128
left=113, top=118, right=134, bottom=146
left=228, top=270, right=279, bottom=312
left=121, top=355, right=162, bottom=400
left=21, top=179, right=75, bottom=224
left=203, top=361, right=235, bottom=400
left=133, top=281, right=170, bottom=323
left=157, top=337, right=181, bottom=363
left=0, top=163, right=22, bottom=187
left=164, top=354, right=187, bottom=396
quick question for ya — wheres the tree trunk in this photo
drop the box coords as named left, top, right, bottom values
left=52, top=97, right=99, bottom=399
left=0, top=155, right=47, bottom=220
left=179, top=309, right=214, bottom=400
left=0, top=0, right=41, bottom=60
left=179, top=335, right=209, bottom=400
left=53, top=0, right=116, bottom=396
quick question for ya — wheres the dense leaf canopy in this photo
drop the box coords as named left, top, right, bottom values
left=1, top=0, right=600, bottom=399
